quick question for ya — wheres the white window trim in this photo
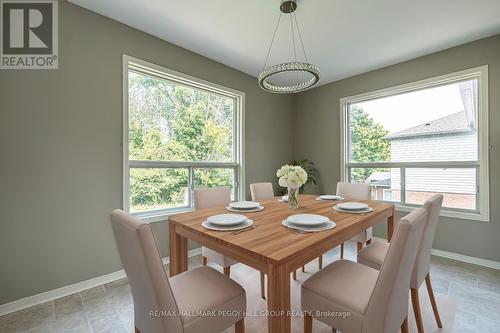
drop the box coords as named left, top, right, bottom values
left=339, top=65, right=490, bottom=222
left=122, top=54, right=246, bottom=222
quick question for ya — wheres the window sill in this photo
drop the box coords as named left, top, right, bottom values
left=393, top=204, right=489, bottom=222
left=131, top=207, right=194, bottom=223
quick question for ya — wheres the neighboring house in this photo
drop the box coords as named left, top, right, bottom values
left=384, top=111, right=477, bottom=208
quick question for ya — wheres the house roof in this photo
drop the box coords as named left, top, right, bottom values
left=385, top=111, right=472, bottom=140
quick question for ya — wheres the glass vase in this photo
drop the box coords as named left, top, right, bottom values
left=288, top=187, right=299, bottom=209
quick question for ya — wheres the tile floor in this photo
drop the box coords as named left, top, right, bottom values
left=1, top=243, right=499, bottom=333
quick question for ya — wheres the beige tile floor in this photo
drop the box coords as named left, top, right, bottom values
left=1, top=242, right=499, bottom=333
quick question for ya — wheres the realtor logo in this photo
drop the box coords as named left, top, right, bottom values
left=1, top=0, right=58, bottom=69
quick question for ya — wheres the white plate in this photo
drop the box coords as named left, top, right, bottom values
left=202, top=219, right=253, bottom=231
left=337, top=202, right=369, bottom=211
left=287, top=214, right=330, bottom=226
left=282, top=219, right=336, bottom=232
left=318, top=195, right=343, bottom=200
left=280, top=195, right=289, bottom=202
left=333, top=206, right=373, bottom=214
left=226, top=205, right=264, bottom=213
left=206, top=214, right=248, bottom=226
left=229, top=201, right=260, bottom=209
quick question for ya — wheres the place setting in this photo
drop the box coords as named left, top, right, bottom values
left=281, top=213, right=336, bottom=233
left=333, top=201, right=374, bottom=214
left=201, top=213, right=254, bottom=233
left=226, top=200, right=264, bottom=212
left=315, top=194, right=344, bottom=202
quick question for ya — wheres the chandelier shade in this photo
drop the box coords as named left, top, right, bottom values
left=259, top=0, right=320, bottom=94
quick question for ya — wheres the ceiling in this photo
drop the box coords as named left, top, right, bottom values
left=69, top=0, right=500, bottom=86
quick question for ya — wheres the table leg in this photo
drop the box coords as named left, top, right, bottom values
left=387, top=213, right=394, bottom=242
left=169, top=223, right=188, bottom=276
left=267, top=264, right=291, bottom=333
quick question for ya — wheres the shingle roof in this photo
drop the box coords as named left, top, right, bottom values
left=384, top=111, right=472, bottom=140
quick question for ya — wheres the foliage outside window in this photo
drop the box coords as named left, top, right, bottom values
left=341, top=66, right=489, bottom=221
left=124, top=57, right=244, bottom=218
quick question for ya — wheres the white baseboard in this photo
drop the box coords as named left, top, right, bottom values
left=0, top=248, right=202, bottom=317
left=372, top=236, right=500, bottom=270
left=430, top=248, right=500, bottom=270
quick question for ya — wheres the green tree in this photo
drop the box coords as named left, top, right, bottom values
left=349, top=106, right=391, bottom=182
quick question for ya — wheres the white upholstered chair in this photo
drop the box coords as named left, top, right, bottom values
left=195, top=187, right=266, bottom=299
left=250, top=182, right=275, bottom=201
left=109, top=210, right=246, bottom=333
left=357, top=194, right=444, bottom=333
left=302, top=207, right=427, bottom=333
left=300, top=182, right=374, bottom=274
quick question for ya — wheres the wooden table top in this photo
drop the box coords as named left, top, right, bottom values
left=169, top=194, right=394, bottom=264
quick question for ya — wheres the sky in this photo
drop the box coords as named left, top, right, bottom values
left=352, top=81, right=467, bottom=134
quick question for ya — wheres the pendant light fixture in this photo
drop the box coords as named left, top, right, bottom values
left=258, top=0, right=320, bottom=94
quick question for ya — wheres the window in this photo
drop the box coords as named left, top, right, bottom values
left=340, top=66, right=489, bottom=221
left=123, top=56, right=245, bottom=220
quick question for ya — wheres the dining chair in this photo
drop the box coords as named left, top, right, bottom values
left=300, top=182, right=373, bottom=275
left=249, top=182, right=274, bottom=298
left=302, top=207, right=427, bottom=333
left=357, top=194, right=444, bottom=333
left=109, top=210, right=246, bottom=333
left=194, top=187, right=266, bottom=300
left=250, top=182, right=274, bottom=201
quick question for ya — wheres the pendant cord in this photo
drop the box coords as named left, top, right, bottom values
left=293, top=12, right=309, bottom=63
left=262, top=12, right=282, bottom=71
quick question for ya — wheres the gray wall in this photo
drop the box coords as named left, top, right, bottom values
left=293, top=34, right=500, bottom=262
left=0, top=1, right=294, bottom=304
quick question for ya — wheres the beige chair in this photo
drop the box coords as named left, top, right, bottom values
left=299, top=182, right=373, bottom=275
left=109, top=210, right=246, bottom=333
left=302, top=207, right=427, bottom=333
left=195, top=187, right=266, bottom=300
left=250, top=182, right=274, bottom=201
left=357, top=194, right=444, bottom=333
left=194, top=187, right=238, bottom=277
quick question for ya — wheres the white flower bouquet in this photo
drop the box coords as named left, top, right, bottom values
left=276, top=165, right=308, bottom=208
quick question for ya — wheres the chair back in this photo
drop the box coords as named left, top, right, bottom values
left=411, top=194, right=443, bottom=288
left=193, top=187, right=231, bottom=209
left=363, top=208, right=427, bottom=333
left=110, top=210, right=182, bottom=333
left=250, top=182, right=275, bottom=201
left=336, top=182, right=371, bottom=200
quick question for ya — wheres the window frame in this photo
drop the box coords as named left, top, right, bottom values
left=122, top=55, right=246, bottom=222
left=339, top=65, right=489, bottom=222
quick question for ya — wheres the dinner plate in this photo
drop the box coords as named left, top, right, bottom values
left=228, top=201, right=261, bottom=210
left=202, top=219, right=253, bottom=231
left=226, top=205, right=264, bottom=213
left=287, top=214, right=330, bottom=226
left=333, top=206, right=373, bottom=214
left=282, top=219, right=336, bottom=232
left=318, top=194, right=343, bottom=200
left=337, top=202, right=369, bottom=211
left=206, top=214, right=248, bottom=226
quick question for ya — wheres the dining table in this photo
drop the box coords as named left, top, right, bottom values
left=169, top=194, right=395, bottom=333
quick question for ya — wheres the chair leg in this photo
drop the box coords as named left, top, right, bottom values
left=366, top=239, right=372, bottom=245
left=304, top=313, right=313, bottom=333
left=332, top=328, right=337, bottom=333
left=340, top=243, right=344, bottom=259
left=302, top=265, right=305, bottom=272
left=425, top=273, right=443, bottom=328
left=292, top=270, right=297, bottom=280
left=318, top=254, right=323, bottom=269
left=260, top=272, right=266, bottom=299
left=135, top=327, right=140, bottom=333
left=411, top=288, right=424, bottom=333
left=401, top=316, right=409, bottom=333
left=235, top=318, right=245, bottom=333
left=223, top=266, right=231, bottom=277
left=357, top=242, right=363, bottom=253
left=202, top=256, right=207, bottom=265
